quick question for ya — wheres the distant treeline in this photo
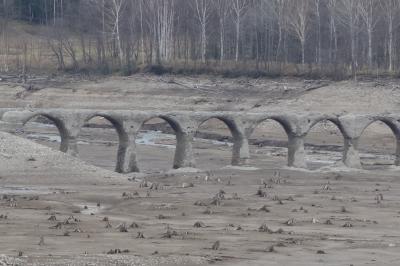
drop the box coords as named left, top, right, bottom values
left=1, top=0, right=400, bottom=79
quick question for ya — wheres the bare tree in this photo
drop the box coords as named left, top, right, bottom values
left=314, top=0, right=322, bottom=65
left=111, top=0, right=126, bottom=66
left=327, top=0, right=338, bottom=64
left=337, top=0, right=360, bottom=78
left=215, top=0, right=229, bottom=63
left=193, top=0, right=211, bottom=63
left=381, top=0, right=400, bottom=72
left=358, top=0, right=379, bottom=70
left=286, top=0, right=312, bottom=65
left=147, top=0, right=175, bottom=63
left=231, top=0, right=249, bottom=62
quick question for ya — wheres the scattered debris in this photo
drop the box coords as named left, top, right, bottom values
left=284, top=218, right=296, bottom=226
left=182, top=182, right=194, bottom=188
left=211, top=241, right=220, bottom=250
left=48, top=215, right=57, bottom=221
left=259, top=205, right=271, bottom=212
left=129, top=222, right=139, bottom=229
left=194, top=221, right=206, bottom=228
left=38, top=236, right=45, bottom=246
left=136, top=232, right=145, bottom=239
left=163, top=229, right=178, bottom=238
left=116, top=223, right=128, bottom=232
left=157, top=214, right=168, bottom=219
left=343, top=222, right=353, bottom=228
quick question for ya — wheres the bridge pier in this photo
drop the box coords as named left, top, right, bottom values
left=61, top=135, right=79, bottom=157
left=287, top=135, right=307, bottom=168
left=343, top=137, right=362, bottom=168
left=395, top=138, right=400, bottom=166
left=174, top=131, right=196, bottom=169
left=116, top=134, right=139, bottom=173
left=232, top=134, right=250, bottom=166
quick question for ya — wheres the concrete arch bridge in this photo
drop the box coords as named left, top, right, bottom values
left=1, top=108, right=399, bottom=173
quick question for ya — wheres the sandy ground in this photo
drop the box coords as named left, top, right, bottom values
left=1, top=74, right=400, bottom=265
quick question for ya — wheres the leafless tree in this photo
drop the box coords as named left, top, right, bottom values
left=231, top=0, right=249, bottom=62
left=337, top=0, right=360, bottom=77
left=215, top=0, right=229, bottom=63
left=193, top=0, right=211, bottom=63
left=286, top=0, right=312, bottom=65
left=358, top=0, right=379, bottom=70
left=380, top=0, right=400, bottom=72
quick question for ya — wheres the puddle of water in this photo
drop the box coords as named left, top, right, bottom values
left=0, top=186, right=53, bottom=195
left=26, top=134, right=88, bottom=145
left=136, top=130, right=176, bottom=149
left=26, top=129, right=233, bottom=149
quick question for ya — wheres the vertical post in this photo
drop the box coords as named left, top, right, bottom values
left=288, top=135, right=307, bottom=168
left=173, top=130, right=196, bottom=169
left=60, top=134, right=79, bottom=157
left=395, top=137, right=400, bottom=167
left=116, top=133, right=139, bottom=173
left=232, top=134, right=250, bottom=166
left=343, top=137, right=361, bottom=168
left=60, top=115, right=85, bottom=159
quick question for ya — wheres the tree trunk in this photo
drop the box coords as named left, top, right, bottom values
left=367, top=27, right=372, bottom=70
left=219, top=17, right=224, bottom=63
left=201, top=22, right=206, bottom=63
left=235, top=17, right=240, bottom=62
left=388, top=18, right=393, bottom=72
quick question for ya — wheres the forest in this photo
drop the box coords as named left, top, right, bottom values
left=1, top=0, right=400, bottom=79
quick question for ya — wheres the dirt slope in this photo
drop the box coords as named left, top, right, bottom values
left=0, top=132, right=127, bottom=186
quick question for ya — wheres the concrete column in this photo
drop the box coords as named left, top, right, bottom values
left=61, top=118, right=83, bottom=158
left=61, top=135, right=79, bottom=157
left=287, top=135, right=307, bottom=168
left=115, top=134, right=139, bottom=173
left=343, top=137, right=361, bottom=168
left=395, top=138, right=400, bottom=166
left=173, top=131, right=196, bottom=169
left=232, top=134, right=250, bottom=166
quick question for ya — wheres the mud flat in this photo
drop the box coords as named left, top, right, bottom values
left=1, top=75, right=400, bottom=265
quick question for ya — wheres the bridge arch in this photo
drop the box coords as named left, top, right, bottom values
left=193, top=116, right=240, bottom=168
left=358, top=118, right=400, bottom=168
left=304, top=119, right=346, bottom=168
left=134, top=115, right=183, bottom=172
left=247, top=117, right=291, bottom=167
left=77, top=114, right=128, bottom=172
left=21, top=113, right=69, bottom=153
